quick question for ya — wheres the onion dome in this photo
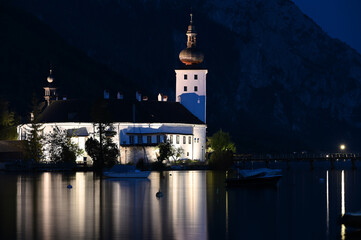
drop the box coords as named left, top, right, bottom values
left=179, top=13, right=204, bottom=66
left=47, top=69, right=54, bottom=83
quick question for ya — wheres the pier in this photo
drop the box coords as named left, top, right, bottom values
left=233, top=153, right=361, bottom=170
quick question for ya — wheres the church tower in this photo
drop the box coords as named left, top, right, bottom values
left=43, top=68, right=58, bottom=106
left=175, top=13, right=208, bottom=123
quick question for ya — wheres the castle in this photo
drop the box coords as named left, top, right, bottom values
left=17, top=14, right=208, bottom=164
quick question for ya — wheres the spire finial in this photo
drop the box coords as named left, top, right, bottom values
left=190, top=12, right=193, bottom=25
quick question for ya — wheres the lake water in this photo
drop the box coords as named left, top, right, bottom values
left=0, top=162, right=360, bottom=240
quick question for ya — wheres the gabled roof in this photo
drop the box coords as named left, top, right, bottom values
left=36, top=99, right=205, bottom=125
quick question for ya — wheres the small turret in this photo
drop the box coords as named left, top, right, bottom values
left=44, top=68, right=58, bottom=106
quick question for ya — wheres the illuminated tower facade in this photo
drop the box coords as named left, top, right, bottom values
left=175, top=13, right=207, bottom=123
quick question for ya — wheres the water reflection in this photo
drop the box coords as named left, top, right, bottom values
left=1, top=167, right=361, bottom=239
left=14, top=171, right=207, bottom=240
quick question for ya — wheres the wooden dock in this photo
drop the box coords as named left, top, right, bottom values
left=233, top=153, right=361, bottom=170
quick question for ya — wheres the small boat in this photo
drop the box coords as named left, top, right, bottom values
left=226, top=168, right=282, bottom=187
left=103, top=165, right=151, bottom=178
left=341, top=212, right=361, bottom=228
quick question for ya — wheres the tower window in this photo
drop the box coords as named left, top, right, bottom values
left=138, top=136, right=143, bottom=144
left=184, top=74, right=188, bottom=80
left=194, top=74, right=198, bottom=80
left=157, top=135, right=161, bottom=143
left=194, top=86, right=198, bottom=92
left=183, top=136, right=186, bottom=144
left=170, top=135, right=173, bottom=144
left=147, top=136, right=152, bottom=144
left=184, top=86, right=187, bottom=92
left=189, top=136, right=191, bottom=144
left=129, top=136, right=134, bottom=144
left=176, top=135, right=180, bottom=144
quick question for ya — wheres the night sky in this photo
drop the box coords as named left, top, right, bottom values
left=293, top=0, right=361, bottom=54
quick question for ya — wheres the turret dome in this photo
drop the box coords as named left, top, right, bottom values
left=179, top=13, right=204, bottom=66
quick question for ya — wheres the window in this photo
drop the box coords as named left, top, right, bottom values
left=184, top=86, right=187, bottom=92
left=194, top=74, right=198, bottom=80
left=129, top=136, right=134, bottom=144
left=170, top=135, right=173, bottom=144
left=147, top=136, right=152, bottom=144
left=176, top=135, right=180, bottom=144
left=187, top=152, right=189, bottom=157
left=197, top=138, right=199, bottom=143
left=194, top=86, right=198, bottom=92
left=157, top=135, right=161, bottom=143
left=164, top=135, right=167, bottom=143
left=184, top=74, right=188, bottom=80
left=183, top=136, right=186, bottom=144
left=188, top=136, right=191, bottom=144
left=138, top=135, right=143, bottom=144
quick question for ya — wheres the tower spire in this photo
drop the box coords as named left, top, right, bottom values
left=179, top=12, right=204, bottom=65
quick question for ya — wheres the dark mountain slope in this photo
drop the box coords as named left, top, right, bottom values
left=0, top=4, right=135, bottom=116
left=9, top=0, right=361, bottom=152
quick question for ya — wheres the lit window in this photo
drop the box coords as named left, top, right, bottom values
left=129, top=136, right=134, bottom=144
left=184, top=74, right=188, bottom=80
left=147, top=136, right=152, bottom=144
left=188, top=136, right=191, bottom=144
left=194, top=74, right=198, bottom=80
left=183, top=136, right=186, bottom=144
left=194, top=86, right=198, bottom=91
left=170, top=135, right=173, bottom=144
left=176, top=135, right=179, bottom=144
left=138, top=135, right=143, bottom=144
left=184, top=86, right=187, bottom=92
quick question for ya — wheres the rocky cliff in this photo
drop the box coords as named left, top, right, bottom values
left=9, top=0, right=361, bottom=152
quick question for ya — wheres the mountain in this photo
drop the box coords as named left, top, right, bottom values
left=8, top=0, right=361, bottom=152
left=0, top=4, right=135, bottom=116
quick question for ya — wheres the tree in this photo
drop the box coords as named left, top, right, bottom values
left=85, top=123, right=119, bottom=170
left=25, top=95, right=44, bottom=162
left=0, top=99, right=18, bottom=140
left=208, top=130, right=236, bottom=169
left=46, top=126, right=83, bottom=163
left=157, top=141, right=184, bottom=162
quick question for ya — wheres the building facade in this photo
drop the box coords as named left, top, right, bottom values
left=17, top=14, right=207, bottom=164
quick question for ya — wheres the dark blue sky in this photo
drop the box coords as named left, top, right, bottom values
left=293, top=0, right=361, bottom=54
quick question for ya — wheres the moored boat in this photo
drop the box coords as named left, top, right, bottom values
left=103, top=165, right=151, bottom=178
left=226, top=168, right=282, bottom=187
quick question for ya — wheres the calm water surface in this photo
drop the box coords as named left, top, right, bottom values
left=0, top=163, right=361, bottom=240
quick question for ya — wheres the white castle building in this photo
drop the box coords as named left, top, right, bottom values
left=17, top=14, right=208, bottom=164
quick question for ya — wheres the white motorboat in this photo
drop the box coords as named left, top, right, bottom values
left=104, top=165, right=151, bottom=178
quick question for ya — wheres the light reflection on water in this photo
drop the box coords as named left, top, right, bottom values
left=1, top=166, right=361, bottom=239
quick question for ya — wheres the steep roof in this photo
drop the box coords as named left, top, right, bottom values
left=36, top=99, right=205, bottom=125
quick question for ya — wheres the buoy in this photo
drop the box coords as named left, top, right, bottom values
left=156, top=191, right=163, bottom=198
left=67, top=184, right=72, bottom=189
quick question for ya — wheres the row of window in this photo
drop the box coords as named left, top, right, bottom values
left=184, top=86, right=198, bottom=92
left=127, top=135, right=199, bottom=145
left=184, top=74, right=198, bottom=80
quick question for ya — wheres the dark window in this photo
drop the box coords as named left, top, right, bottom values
left=157, top=135, right=161, bottom=143
left=170, top=135, right=173, bottom=144
left=138, top=135, right=143, bottom=144
left=164, top=135, right=167, bottom=143
left=194, top=86, right=198, bottom=91
left=176, top=135, right=180, bottom=144
left=184, top=74, right=188, bottom=80
left=147, top=136, right=152, bottom=144
left=188, top=136, right=191, bottom=144
left=187, top=152, right=189, bottom=157
left=183, top=136, right=186, bottom=144
left=129, top=136, right=134, bottom=144
left=194, top=74, right=198, bottom=80
left=184, top=86, right=187, bottom=92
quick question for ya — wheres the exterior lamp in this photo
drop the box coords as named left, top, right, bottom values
left=340, top=144, right=346, bottom=151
